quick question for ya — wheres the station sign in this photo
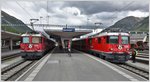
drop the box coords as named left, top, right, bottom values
left=63, top=28, right=75, bottom=32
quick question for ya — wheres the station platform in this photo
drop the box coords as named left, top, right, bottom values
left=24, top=47, right=147, bottom=81
left=1, top=49, right=21, bottom=57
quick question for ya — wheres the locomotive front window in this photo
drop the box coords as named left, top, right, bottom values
left=108, top=36, right=118, bottom=44
left=122, top=36, right=129, bottom=44
left=23, top=37, right=29, bottom=43
left=32, top=37, right=42, bottom=43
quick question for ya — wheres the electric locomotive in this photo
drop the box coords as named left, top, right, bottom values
left=72, top=32, right=130, bottom=63
left=20, top=32, right=55, bottom=59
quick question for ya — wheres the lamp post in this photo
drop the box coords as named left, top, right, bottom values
left=47, top=15, right=50, bottom=25
left=30, top=19, right=39, bottom=31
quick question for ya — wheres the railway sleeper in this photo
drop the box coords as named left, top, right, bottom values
left=2, top=61, right=32, bottom=81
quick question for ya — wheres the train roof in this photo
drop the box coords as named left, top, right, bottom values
left=94, top=32, right=129, bottom=38
left=72, top=37, right=88, bottom=41
left=72, top=32, right=129, bottom=41
left=21, top=33, right=43, bottom=37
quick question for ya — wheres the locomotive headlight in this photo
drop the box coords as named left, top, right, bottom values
left=21, top=46, right=25, bottom=49
left=126, top=48, right=129, bottom=51
left=109, top=48, right=113, bottom=51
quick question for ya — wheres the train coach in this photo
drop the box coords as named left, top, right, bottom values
left=20, top=32, right=55, bottom=59
left=72, top=32, right=131, bottom=63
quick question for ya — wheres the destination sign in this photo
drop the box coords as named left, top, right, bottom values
left=63, top=28, right=75, bottom=32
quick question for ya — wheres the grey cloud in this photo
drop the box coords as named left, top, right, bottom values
left=31, top=2, right=65, bottom=13
left=63, top=1, right=149, bottom=15
left=53, top=14, right=67, bottom=19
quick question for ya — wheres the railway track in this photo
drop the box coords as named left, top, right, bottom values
left=1, top=59, right=36, bottom=81
left=136, top=55, right=149, bottom=58
left=91, top=51, right=149, bottom=80
left=1, top=48, right=55, bottom=81
left=89, top=52, right=149, bottom=80
left=117, top=63, right=149, bottom=80
left=2, top=54, right=20, bottom=62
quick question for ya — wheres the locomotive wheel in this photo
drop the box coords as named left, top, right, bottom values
left=95, top=53, right=99, bottom=57
left=102, top=56, right=106, bottom=60
left=92, top=52, right=96, bottom=56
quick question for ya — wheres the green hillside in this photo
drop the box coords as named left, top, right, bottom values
left=110, top=16, right=142, bottom=31
left=132, top=16, right=149, bottom=32
left=1, top=11, right=33, bottom=34
left=102, top=16, right=149, bottom=32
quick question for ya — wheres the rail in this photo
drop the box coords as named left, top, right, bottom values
left=118, top=63, right=149, bottom=80
left=1, top=59, right=35, bottom=81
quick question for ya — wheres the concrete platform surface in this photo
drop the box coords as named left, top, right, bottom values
left=24, top=48, right=147, bottom=81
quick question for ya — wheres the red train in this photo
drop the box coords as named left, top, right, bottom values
left=20, top=32, right=55, bottom=59
left=72, top=32, right=131, bottom=63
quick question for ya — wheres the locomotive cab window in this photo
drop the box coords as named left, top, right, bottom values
left=121, top=36, right=129, bottom=44
left=22, top=37, right=29, bottom=43
left=107, top=36, right=118, bottom=44
left=32, top=37, right=42, bottom=43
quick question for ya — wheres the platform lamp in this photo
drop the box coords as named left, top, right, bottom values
left=30, top=19, right=39, bottom=31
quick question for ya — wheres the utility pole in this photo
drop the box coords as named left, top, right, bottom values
left=66, top=24, right=67, bottom=28
left=87, top=18, right=89, bottom=25
left=40, top=16, right=43, bottom=24
left=47, top=15, right=50, bottom=25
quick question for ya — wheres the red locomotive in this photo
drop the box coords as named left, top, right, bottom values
left=72, top=32, right=131, bottom=63
left=20, top=32, right=55, bottom=59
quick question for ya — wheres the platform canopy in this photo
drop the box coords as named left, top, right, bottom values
left=44, top=26, right=93, bottom=38
left=1, top=30, right=21, bottom=40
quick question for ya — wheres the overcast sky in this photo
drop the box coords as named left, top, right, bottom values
left=1, top=0, right=149, bottom=30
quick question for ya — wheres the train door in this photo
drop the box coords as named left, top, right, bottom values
left=88, top=38, right=92, bottom=49
left=97, top=37, right=101, bottom=50
left=85, top=38, right=89, bottom=50
left=93, top=38, right=97, bottom=49
left=101, top=36, right=106, bottom=51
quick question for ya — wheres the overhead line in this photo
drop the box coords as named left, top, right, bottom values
left=2, top=2, right=30, bottom=24
left=16, top=1, right=33, bottom=18
left=110, top=1, right=135, bottom=23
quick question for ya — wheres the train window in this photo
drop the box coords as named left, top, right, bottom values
left=32, top=37, right=42, bottom=43
left=23, top=37, right=29, bottom=43
left=107, top=36, right=118, bottom=44
left=122, top=36, right=129, bottom=44
left=98, top=38, right=101, bottom=43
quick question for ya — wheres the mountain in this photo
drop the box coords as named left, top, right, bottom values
left=102, top=16, right=148, bottom=32
left=132, top=16, right=149, bottom=32
left=1, top=11, right=33, bottom=34
left=109, top=16, right=143, bottom=31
